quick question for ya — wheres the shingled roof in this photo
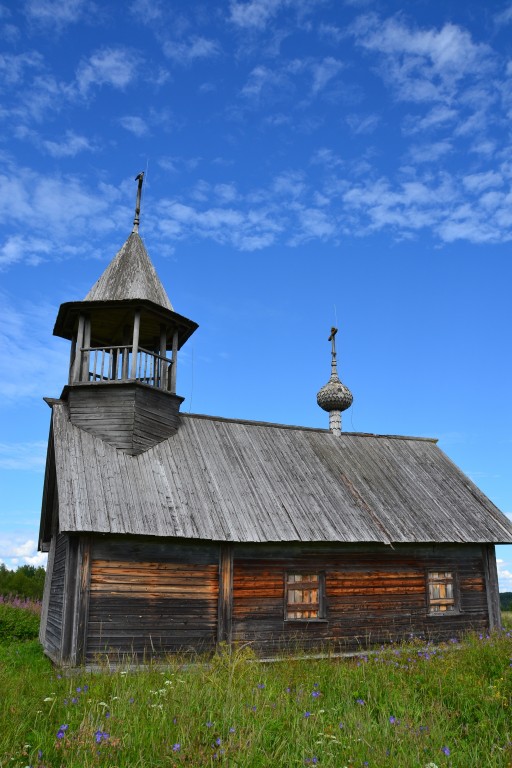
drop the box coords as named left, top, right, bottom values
left=41, top=403, right=512, bottom=547
left=84, top=233, right=173, bottom=310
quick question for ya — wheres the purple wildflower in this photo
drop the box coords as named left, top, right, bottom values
left=71, top=697, right=78, bottom=704
left=56, top=725, right=68, bottom=740
left=105, top=712, right=111, bottom=719
left=339, top=722, right=344, bottom=729
left=76, top=687, right=81, bottom=693
left=95, top=730, right=109, bottom=744
left=356, top=698, right=366, bottom=705
left=206, top=721, right=213, bottom=728
left=229, top=727, right=236, bottom=733
left=442, top=746, right=451, bottom=756
left=172, top=743, right=181, bottom=752
left=311, top=691, right=321, bottom=698
left=304, top=711, right=311, bottom=718
left=389, top=716, right=397, bottom=724
left=257, top=683, right=265, bottom=689
left=215, top=737, right=222, bottom=746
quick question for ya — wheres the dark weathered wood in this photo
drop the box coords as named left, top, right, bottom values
left=230, top=542, right=489, bottom=652
left=483, top=543, right=501, bottom=630
left=84, top=537, right=219, bottom=660
left=217, top=543, right=233, bottom=644
left=44, top=533, right=67, bottom=660
left=62, top=535, right=79, bottom=662
left=74, top=536, right=91, bottom=665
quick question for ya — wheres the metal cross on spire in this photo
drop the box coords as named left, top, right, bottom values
left=132, top=171, right=144, bottom=233
left=328, top=326, right=338, bottom=379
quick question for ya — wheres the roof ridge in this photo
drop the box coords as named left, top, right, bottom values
left=180, top=412, right=438, bottom=442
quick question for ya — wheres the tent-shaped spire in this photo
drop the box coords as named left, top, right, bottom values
left=85, top=232, right=173, bottom=311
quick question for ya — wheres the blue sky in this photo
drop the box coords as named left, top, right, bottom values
left=0, top=0, right=511, bottom=586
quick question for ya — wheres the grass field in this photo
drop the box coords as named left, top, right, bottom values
left=1, top=607, right=512, bottom=767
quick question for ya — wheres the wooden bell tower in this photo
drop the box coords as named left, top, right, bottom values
left=52, top=173, right=198, bottom=454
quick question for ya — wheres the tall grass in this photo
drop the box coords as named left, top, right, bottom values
left=1, top=627, right=512, bottom=767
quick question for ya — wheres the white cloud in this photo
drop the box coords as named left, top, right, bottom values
left=76, top=47, right=139, bottom=96
left=0, top=293, right=70, bottom=402
left=163, top=36, right=220, bottom=64
left=0, top=441, right=47, bottom=471
left=24, top=0, right=88, bottom=29
left=0, top=51, right=43, bottom=89
left=310, top=56, right=343, bottom=95
left=351, top=13, right=496, bottom=111
left=229, top=0, right=285, bottom=30
left=42, top=130, right=94, bottom=158
left=0, top=535, right=47, bottom=569
left=346, top=113, right=380, bottom=135
left=120, top=115, right=149, bottom=137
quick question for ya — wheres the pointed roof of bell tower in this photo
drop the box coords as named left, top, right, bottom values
left=84, top=172, right=173, bottom=311
left=84, top=231, right=173, bottom=310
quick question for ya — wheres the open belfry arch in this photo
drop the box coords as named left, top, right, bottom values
left=38, top=174, right=512, bottom=666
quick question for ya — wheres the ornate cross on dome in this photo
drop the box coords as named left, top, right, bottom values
left=317, top=325, right=353, bottom=435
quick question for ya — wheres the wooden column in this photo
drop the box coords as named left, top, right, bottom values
left=170, top=330, right=178, bottom=394
left=130, top=310, right=141, bottom=379
left=159, top=326, right=167, bottom=389
left=79, top=316, right=91, bottom=382
left=217, top=543, right=233, bottom=645
left=71, top=314, right=85, bottom=383
left=121, top=326, right=130, bottom=380
left=483, top=543, right=501, bottom=631
left=74, top=537, right=91, bottom=665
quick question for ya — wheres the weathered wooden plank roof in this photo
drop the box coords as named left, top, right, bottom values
left=48, top=404, right=512, bottom=545
left=84, top=233, right=173, bottom=310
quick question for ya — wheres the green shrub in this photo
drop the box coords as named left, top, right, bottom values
left=0, top=602, right=40, bottom=642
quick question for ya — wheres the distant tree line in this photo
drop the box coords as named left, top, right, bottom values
left=500, top=592, right=512, bottom=611
left=0, top=564, right=45, bottom=600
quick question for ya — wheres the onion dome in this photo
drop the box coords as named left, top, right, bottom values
left=317, top=327, right=353, bottom=434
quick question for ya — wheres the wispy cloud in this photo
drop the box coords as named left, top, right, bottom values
left=119, top=115, right=149, bottom=137
left=0, top=535, right=47, bottom=569
left=0, top=292, right=70, bottom=402
left=229, top=0, right=286, bottom=30
left=163, top=36, right=221, bottom=64
left=24, top=0, right=89, bottom=31
left=42, top=130, right=95, bottom=157
left=76, top=47, right=139, bottom=96
left=0, top=441, right=47, bottom=470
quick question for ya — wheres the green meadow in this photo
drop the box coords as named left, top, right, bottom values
left=1, top=602, right=512, bottom=767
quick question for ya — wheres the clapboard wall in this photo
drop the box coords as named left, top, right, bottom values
left=42, top=533, right=68, bottom=659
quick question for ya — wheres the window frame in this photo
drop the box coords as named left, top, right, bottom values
left=284, top=571, right=327, bottom=622
left=426, top=569, right=460, bottom=616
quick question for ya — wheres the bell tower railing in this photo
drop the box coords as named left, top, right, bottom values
left=71, top=344, right=174, bottom=392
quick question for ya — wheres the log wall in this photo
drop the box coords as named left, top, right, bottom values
left=231, top=543, right=490, bottom=653
left=85, top=538, right=219, bottom=661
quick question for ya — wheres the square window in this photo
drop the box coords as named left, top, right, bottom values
left=427, top=571, right=457, bottom=614
left=285, top=573, right=324, bottom=620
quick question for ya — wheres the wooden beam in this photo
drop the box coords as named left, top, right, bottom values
left=170, top=330, right=178, bottom=393
left=62, top=535, right=78, bottom=663
left=483, top=543, right=501, bottom=631
left=159, top=325, right=167, bottom=389
left=130, top=310, right=141, bottom=379
left=217, top=543, right=233, bottom=646
left=71, top=314, right=85, bottom=383
left=79, top=316, right=91, bottom=382
left=74, top=536, right=92, bottom=665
